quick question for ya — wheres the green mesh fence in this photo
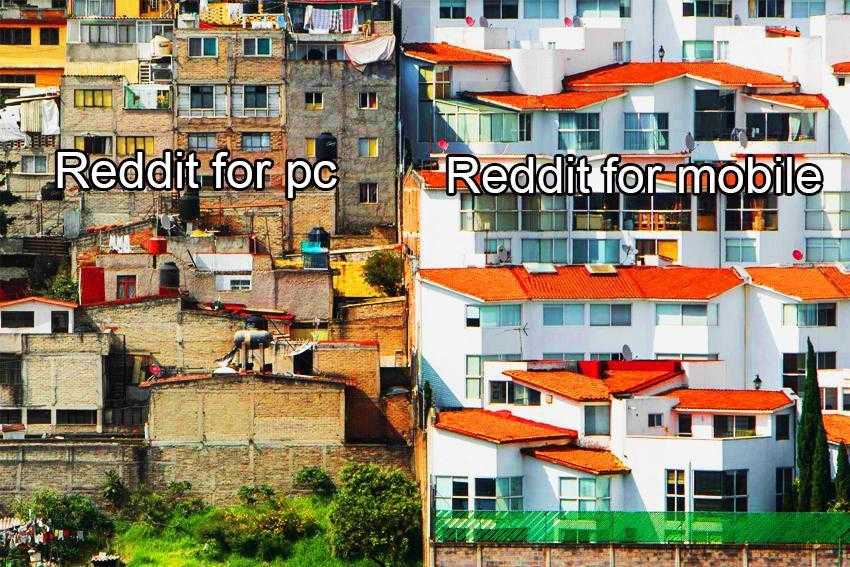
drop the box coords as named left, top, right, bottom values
left=433, top=511, right=850, bottom=545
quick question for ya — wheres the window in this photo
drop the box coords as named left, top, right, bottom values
left=359, top=182, right=378, bottom=204
left=241, top=132, right=270, bottom=151
left=190, top=85, right=214, bottom=109
left=519, top=113, right=532, bottom=141
left=244, top=85, right=268, bottom=109
left=232, top=85, right=279, bottom=117
left=74, top=136, right=111, bottom=154
left=475, top=477, right=522, bottom=510
left=543, top=352, right=584, bottom=361
left=116, top=275, right=137, bottom=300
left=693, top=470, right=747, bottom=511
left=56, top=410, right=97, bottom=425
left=178, top=84, right=227, bottom=118
left=21, top=156, right=47, bottom=174
left=358, top=137, right=379, bottom=157
left=483, top=0, right=518, bottom=18
left=776, top=414, right=790, bottom=440
left=73, top=0, right=115, bottom=16
left=188, top=36, right=217, bottom=57
left=359, top=92, right=378, bottom=109
left=433, top=101, right=525, bottom=143
left=713, top=415, right=756, bottom=438
left=418, top=66, right=450, bottom=142
left=622, top=194, right=691, bottom=231
left=635, top=239, right=679, bottom=263
left=543, top=304, right=584, bottom=326
left=791, top=0, right=824, bottom=16
left=648, top=413, right=663, bottom=427
left=305, top=92, right=323, bottom=110
left=466, top=304, right=521, bottom=328
left=624, top=113, right=669, bottom=150
left=682, top=0, right=731, bottom=16
left=805, top=193, right=850, bottom=230
left=746, top=113, right=815, bottom=141
left=228, top=278, right=251, bottom=291
left=40, top=28, right=60, bottom=45
left=489, top=381, right=541, bottom=406
left=584, top=405, right=610, bottom=435
left=613, top=41, right=631, bottom=63
left=51, top=311, right=69, bottom=333
left=682, top=40, right=714, bottom=61
left=573, top=195, right=619, bottom=231
left=577, top=0, right=630, bottom=17
left=590, top=353, right=624, bottom=361
left=187, top=133, right=217, bottom=150
left=243, top=37, right=271, bottom=56
left=776, top=467, right=793, bottom=510
left=435, top=476, right=469, bottom=511
left=844, top=389, right=850, bottom=411
left=464, top=354, right=520, bottom=399
left=822, top=387, right=838, bottom=410
left=116, top=136, right=154, bottom=156
left=715, top=40, right=729, bottom=60
left=558, top=113, right=600, bottom=151
left=27, top=409, right=51, bottom=424
left=694, top=89, right=735, bottom=141
left=485, top=238, right=512, bottom=264
left=725, top=237, right=757, bottom=262
left=0, top=28, right=31, bottom=45
left=589, top=304, right=631, bottom=326
left=666, top=470, right=686, bottom=511
left=750, top=0, right=784, bottom=16
left=725, top=195, right=778, bottom=231
left=572, top=239, right=619, bottom=264
left=74, top=89, right=113, bottom=108
left=678, top=414, right=692, bottom=437
left=782, top=351, right=836, bottom=392
left=696, top=194, right=718, bottom=230
left=0, top=74, right=35, bottom=84
left=0, top=410, right=21, bottom=424
left=524, top=0, right=558, bottom=17
left=78, top=22, right=135, bottom=44
left=136, top=21, right=173, bottom=43
left=657, top=353, right=719, bottom=361
left=655, top=303, right=717, bottom=326
left=805, top=238, right=850, bottom=262
left=521, top=239, right=568, bottom=263
left=0, top=311, right=34, bottom=328
left=840, top=77, right=847, bottom=87
left=439, top=0, right=467, bottom=18
left=460, top=194, right=519, bottom=231
left=782, top=303, right=836, bottom=327
left=305, top=138, right=316, bottom=158
left=521, top=195, right=568, bottom=231
left=560, top=476, right=611, bottom=511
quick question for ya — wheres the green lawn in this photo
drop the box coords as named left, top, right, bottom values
left=113, top=497, right=387, bottom=567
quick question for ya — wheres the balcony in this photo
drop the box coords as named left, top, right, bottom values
left=124, top=84, right=171, bottom=110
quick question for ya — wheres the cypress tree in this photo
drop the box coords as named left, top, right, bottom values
left=797, top=337, right=820, bottom=510
left=835, top=442, right=850, bottom=504
left=811, top=419, right=832, bottom=511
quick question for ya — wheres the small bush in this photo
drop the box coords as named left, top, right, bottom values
left=295, top=466, right=336, bottom=497
left=363, top=250, right=404, bottom=297
left=125, top=481, right=206, bottom=529
left=237, top=484, right=276, bottom=506
left=102, top=470, right=129, bottom=511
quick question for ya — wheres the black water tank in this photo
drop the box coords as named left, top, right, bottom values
left=41, top=181, right=63, bottom=201
left=159, top=262, right=179, bottom=288
left=245, top=314, right=268, bottom=330
left=179, top=190, right=200, bottom=221
left=316, top=132, right=337, bottom=161
left=308, top=226, right=331, bottom=249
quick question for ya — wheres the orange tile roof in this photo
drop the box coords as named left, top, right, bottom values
left=505, top=370, right=610, bottom=401
left=420, top=265, right=743, bottom=301
left=435, top=409, right=577, bottom=443
left=603, top=369, right=683, bottom=395
left=746, top=266, right=850, bottom=300
left=765, top=26, right=801, bottom=37
left=0, top=296, right=76, bottom=309
left=832, top=62, right=850, bottom=74
left=523, top=445, right=630, bottom=475
left=664, top=388, right=793, bottom=412
left=403, top=42, right=511, bottom=65
left=564, top=62, right=796, bottom=89
left=823, top=414, right=850, bottom=445
left=415, top=169, right=481, bottom=192
left=746, top=93, right=829, bottom=109
left=467, top=90, right=625, bottom=111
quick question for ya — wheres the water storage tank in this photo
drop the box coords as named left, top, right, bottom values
left=245, top=314, right=268, bottom=330
left=179, top=189, right=200, bottom=221
left=159, top=261, right=179, bottom=289
left=316, top=132, right=337, bottom=161
left=307, top=226, right=331, bottom=249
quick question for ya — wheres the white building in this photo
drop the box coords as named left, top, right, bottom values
left=0, top=297, right=75, bottom=335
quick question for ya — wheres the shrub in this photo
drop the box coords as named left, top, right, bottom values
left=329, top=463, right=420, bottom=566
left=363, top=250, right=404, bottom=297
left=237, top=484, right=276, bottom=506
left=46, top=272, right=78, bottom=302
left=125, top=481, right=206, bottom=529
left=295, top=466, right=336, bottom=498
left=101, top=470, right=129, bottom=511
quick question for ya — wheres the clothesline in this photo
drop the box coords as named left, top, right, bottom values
left=304, top=5, right=360, bottom=33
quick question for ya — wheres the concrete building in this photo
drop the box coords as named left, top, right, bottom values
left=0, top=3, right=65, bottom=90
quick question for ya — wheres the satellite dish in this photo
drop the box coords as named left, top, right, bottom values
left=573, top=15, right=582, bottom=27
left=684, top=132, right=696, bottom=153
left=479, top=16, right=489, bottom=27
left=622, top=344, right=634, bottom=361
left=496, top=245, right=511, bottom=264
left=465, top=15, right=474, bottom=26
left=737, top=129, right=748, bottom=148
left=148, top=364, right=162, bottom=377
left=792, top=249, right=804, bottom=261
left=437, top=138, right=449, bottom=152
left=733, top=14, right=741, bottom=25
left=564, top=16, right=572, bottom=26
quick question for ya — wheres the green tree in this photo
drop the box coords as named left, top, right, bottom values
left=363, top=250, right=404, bottom=297
left=797, top=338, right=832, bottom=511
left=811, top=422, right=833, bottom=511
left=46, top=272, right=79, bottom=302
left=329, top=463, right=420, bottom=566
left=835, top=442, right=850, bottom=504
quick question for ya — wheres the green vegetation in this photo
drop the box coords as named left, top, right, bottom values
left=797, top=338, right=833, bottom=511
left=362, top=250, right=404, bottom=297
left=295, top=466, right=337, bottom=498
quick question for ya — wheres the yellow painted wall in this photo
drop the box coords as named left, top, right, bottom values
left=272, top=257, right=383, bottom=298
left=65, top=60, right=139, bottom=83
left=115, top=0, right=141, bottom=17
left=0, top=22, right=66, bottom=77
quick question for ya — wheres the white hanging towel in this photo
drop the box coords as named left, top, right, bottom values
left=41, top=99, right=60, bottom=135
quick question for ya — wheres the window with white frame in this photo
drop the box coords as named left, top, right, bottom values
left=483, top=0, right=518, bottom=19
left=558, top=113, right=600, bottom=151
left=725, top=195, right=778, bottom=230
left=543, top=303, right=585, bottom=326
left=559, top=476, right=611, bottom=511
left=485, top=238, right=512, bottom=264
left=460, top=194, right=519, bottom=231
left=666, top=469, right=686, bottom=512
left=136, top=21, right=173, bottom=43
left=776, top=467, right=793, bottom=510
left=435, top=476, right=469, bottom=510
left=693, top=470, right=748, bottom=511
left=187, top=133, right=217, bottom=150
left=613, top=41, right=631, bottom=63
left=73, top=0, right=115, bottom=17
left=682, top=40, right=714, bottom=61
left=624, top=113, right=669, bottom=150
left=682, top=0, right=731, bottom=16
left=821, top=387, right=838, bottom=410
left=233, top=85, right=280, bottom=117
left=179, top=85, right=227, bottom=118
left=188, top=36, right=217, bottom=57
left=782, top=351, right=836, bottom=392
left=622, top=194, right=691, bottom=231
left=590, top=353, right=624, bottom=361
left=655, top=303, right=717, bottom=326
left=524, top=0, right=558, bottom=18
left=656, top=353, right=719, bottom=361
left=305, top=91, right=323, bottom=110
left=521, top=238, right=568, bottom=263
left=715, top=40, right=729, bottom=60
left=584, top=405, right=610, bottom=435
left=78, top=22, right=135, bottom=43
left=750, top=0, right=784, bottom=16
left=572, top=238, right=619, bottom=264
left=713, top=415, right=756, bottom=438
left=805, top=193, right=850, bottom=230
left=358, top=182, right=377, bottom=204
left=572, top=195, right=620, bottom=231
left=648, top=413, right=663, bottom=427
left=577, top=0, right=630, bottom=17
left=358, top=137, right=379, bottom=157
left=521, top=195, right=568, bottom=231
left=474, top=477, right=523, bottom=510
left=439, top=0, right=466, bottom=18
left=806, top=237, right=850, bottom=262
left=782, top=303, right=836, bottom=327
left=725, top=237, right=756, bottom=262
left=20, top=155, right=47, bottom=174
left=746, top=112, right=815, bottom=141
left=695, top=89, right=736, bottom=141
left=215, top=275, right=252, bottom=291
left=465, top=304, right=521, bottom=328
left=791, top=0, right=824, bottom=17
left=589, top=304, right=631, bottom=326
left=241, top=132, right=270, bottom=151
left=464, top=354, right=521, bottom=399
left=489, top=381, right=541, bottom=405
left=543, top=352, right=584, bottom=361
left=243, top=37, right=271, bottom=56
left=359, top=91, right=378, bottom=109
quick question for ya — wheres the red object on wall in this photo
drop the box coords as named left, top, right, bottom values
left=79, top=266, right=106, bottom=305
left=147, top=236, right=167, bottom=255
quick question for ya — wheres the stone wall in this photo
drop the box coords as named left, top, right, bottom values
left=432, top=544, right=848, bottom=567
left=332, top=297, right=407, bottom=366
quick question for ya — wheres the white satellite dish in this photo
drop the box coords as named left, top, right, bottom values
left=684, top=132, right=696, bottom=154
left=733, top=14, right=741, bottom=25
left=622, top=344, right=634, bottom=361
left=736, top=128, right=748, bottom=148
left=573, top=15, right=582, bottom=27
left=496, top=245, right=511, bottom=264
left=479, top=16, right=489, bottom=27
